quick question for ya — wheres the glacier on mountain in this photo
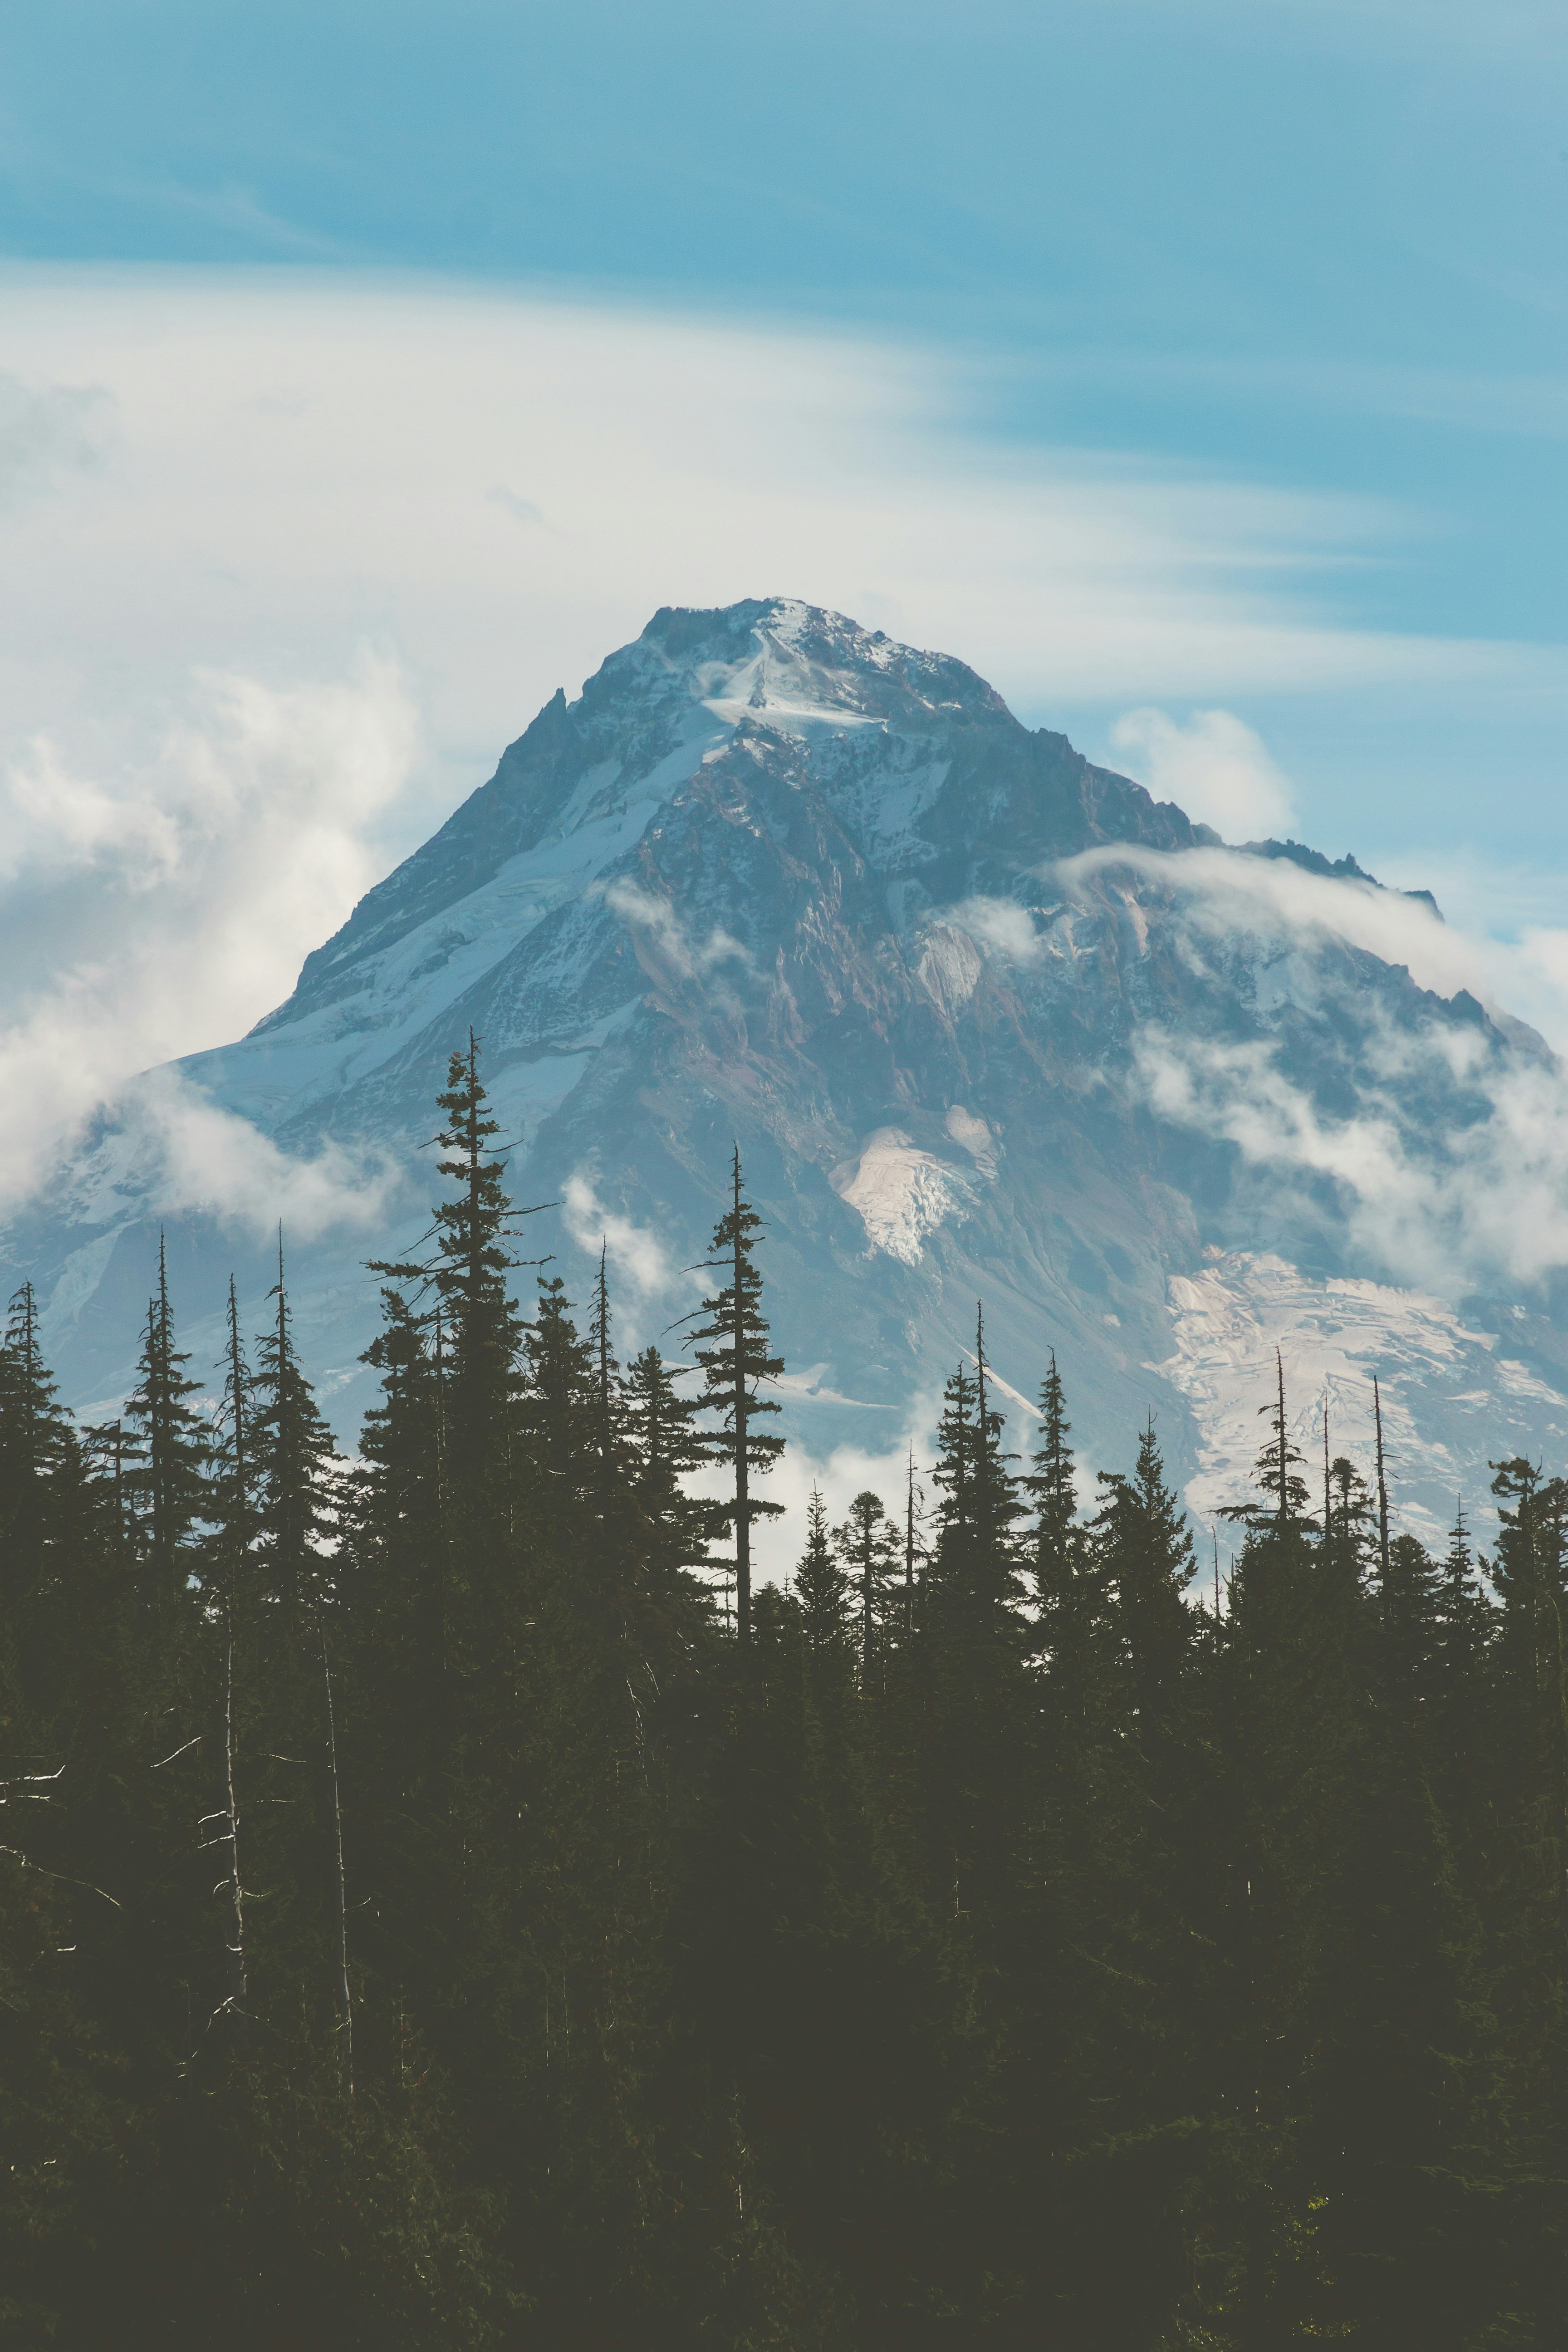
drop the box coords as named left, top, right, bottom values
left=8, top=594, right=1568, bottom=1553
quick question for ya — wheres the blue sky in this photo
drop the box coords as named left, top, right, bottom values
left=5, top=2, right=1566, bottom=834
left=2, top=0, right=1568, bottom=1176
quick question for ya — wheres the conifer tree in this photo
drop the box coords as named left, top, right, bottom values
left=1028, top=1348, right=1098, bottom=1686
left=833, top=1490, right=898, bottom=1674
left=794, top=1486, right=853, bottom=1655
left=1099, top=1416, right=1196, bottom=1735
left=244, top=1241, right=348, bottom=2044
left=253, top=1235, right=339, bottom=1643
left=1431, top=1498, right=1493, bottom=1841
left=123, top=1234, right=208, bottom=1603
left=431, top=1035, right=530, bottom=1439
left=622, top=1343, right=715, bottom=1606
left=1485, top=1457, right=1568, bottom=2181
left=207, top=1277, right=256, bottom=2031
left=688, top=1149, right=784, bottom=1642
left=522, top=1273, right=596, bottom=1504
left=370, top=1033, right=546, bottom=1507
left=0, top=1283, right=70, bottom=1618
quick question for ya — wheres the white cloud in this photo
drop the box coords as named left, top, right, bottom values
left=1131, top=1015, right=1568, bottom=1296
left=0, top=372, right=112, bottom=509
left=0, top=652, right=418, bottom=1209
left=1058, top=842, right=1491, bottom=1003
left=0, top=268, right=1545, bottom=837
left=116, top=1072, right=400, bottom=1242
left=601, top=878, right=750, bottom=979
left=560, top=1170, right=678, bottom=1298
left=1051, top=841, right=1568, bottom=1297
left=1108, top=706, right=1296, bottom=840
left=948, top=896, right=1044, bottom=965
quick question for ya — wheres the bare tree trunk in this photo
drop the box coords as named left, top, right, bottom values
left=321, top=1626, right=353, bottom=2095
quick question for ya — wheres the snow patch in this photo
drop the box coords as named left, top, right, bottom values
left=1157, top=1249, right=1568, bottom=1546
left=830, top=1128, right=973, bottom=1264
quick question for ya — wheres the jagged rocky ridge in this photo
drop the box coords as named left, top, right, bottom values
left=10, top=598, right=1568, bottom=1547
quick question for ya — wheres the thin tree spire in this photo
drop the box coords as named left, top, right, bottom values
left=1276, top=1348, right=1288, bottom=1538
left=1373, top=1376, right=1391, bottom=1581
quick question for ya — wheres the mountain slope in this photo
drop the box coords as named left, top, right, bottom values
left=9, top=598, right=1567, bottom=1551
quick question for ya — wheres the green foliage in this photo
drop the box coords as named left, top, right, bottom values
left=0, top=1067, right=1565, bottom=2345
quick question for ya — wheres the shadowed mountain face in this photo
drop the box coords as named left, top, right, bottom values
left=9, top=598, right=1568, bottom=1548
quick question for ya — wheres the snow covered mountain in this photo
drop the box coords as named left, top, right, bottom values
left=10, top=597, right=1568, bottom=1551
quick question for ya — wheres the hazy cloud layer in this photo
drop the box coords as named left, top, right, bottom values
left=0, top=372, right=112, bottom=509
left=1047, top=843, right=1568, bottom=1298
left=0, top=654, right=418, bottom=1211
left=1109, top=706, right=1296, bottom=840
left=561, top=1170, right=679, bottom=1301
left=600, top=881, right=750, bottom=982
left=115, top=1072, right=401, bottom=1243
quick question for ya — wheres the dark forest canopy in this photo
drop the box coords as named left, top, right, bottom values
left=2, top=1040, right=1566, bottom=2350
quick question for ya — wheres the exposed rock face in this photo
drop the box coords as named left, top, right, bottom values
left=10, top=597, right=1568, bottom=1545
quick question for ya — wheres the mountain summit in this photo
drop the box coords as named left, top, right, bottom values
left=11, top=598, right=1568, bottom=1541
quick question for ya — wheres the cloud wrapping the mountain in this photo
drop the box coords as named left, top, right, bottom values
left=1053, top=843, right=1568, bottom=1296
left=0, top=654, right=418, bottom=1213
left=561, top=1170, right=679, bottom=1300
left=602, top=880, right=751, bottom=980
left=118, top=1073, right=401, bottom=1243
left=1109, top=706, right=1296, bottom=840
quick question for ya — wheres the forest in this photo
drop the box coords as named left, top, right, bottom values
left=1, top=1040, right=1565, bottom=2350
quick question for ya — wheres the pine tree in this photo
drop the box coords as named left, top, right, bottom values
left=1484, top=1457, right=1568, bottom=2209
left=430, top=1034, right=531, bottom=1440
left=622, top=1344, right=715, bottom=1606
left=123, top=1234, right=208, bottom=1605
left=1431, top=1498, right=1493, bottom=1842
left=1027, top=1350, right=1076, bottom=1601
left=833, top=1490, right=899, bottom=1676
left=0, top=1283, right=70, bottom=1621
left=687, top=1149, right=784, bottom=1642
left=794, top=1486, right=853, bottom=1655
left=245, top=1240, right=347, bottom=2045
left=253, top=1235, right=339, bottom=1648
left=206, top=1278, right=256, bottom=2032
left=370, top=1033, right=545, bottom=1511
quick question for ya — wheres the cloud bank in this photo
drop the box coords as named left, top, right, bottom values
left=0, top=653, right=418, bottom=1212
left=1109, top=706, right=1296, bottom=840
left=1046, top=843, right=1568, bottom=1299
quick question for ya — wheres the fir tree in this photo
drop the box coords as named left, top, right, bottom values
left=253, top=1236, right=340, bottom=1644
left=1099, top=1415, right=1197, bottom=1735
left=833, top=1489, right=898, bottom=1675
left=793, top=1486, right=853, bottom=1655
left=687, top=1149, right=784, bottom=1642
left=123, top=1233, right=208, bottom=1603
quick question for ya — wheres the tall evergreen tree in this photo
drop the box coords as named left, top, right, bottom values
left=833, top=1489, right=898, bottom=1676
left=687, top=1149, right=784, bottom=1642
left=794, top=1485, right=854, bottom=1656
left=123, top=1234, right=208, bottom=1604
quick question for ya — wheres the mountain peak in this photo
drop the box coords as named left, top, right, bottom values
left=603, top=595, right=1011, bottom=731
left=12, top=597, right=1554, bottom=1569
